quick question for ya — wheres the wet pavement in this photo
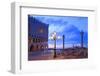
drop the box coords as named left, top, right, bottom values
left=28, top=48, right=88, bottom=61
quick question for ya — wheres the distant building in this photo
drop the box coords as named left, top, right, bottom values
left=28, top=15, right=49, bottom=51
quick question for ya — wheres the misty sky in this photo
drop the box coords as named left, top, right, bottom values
left=30, top=15, right=88, bottom=48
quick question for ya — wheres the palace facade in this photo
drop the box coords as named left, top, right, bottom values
left=28, top=15, right=49, bottom=51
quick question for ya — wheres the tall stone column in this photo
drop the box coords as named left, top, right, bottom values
left=80, top=31, right=84, bottom=48
left=63, top=35, right=65, bottom=50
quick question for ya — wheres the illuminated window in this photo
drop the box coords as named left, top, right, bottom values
left=39, top=28, right=44, bottom=33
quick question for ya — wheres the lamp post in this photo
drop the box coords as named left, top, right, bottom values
left=49, top=32, right=63, bottom=58
left=51, top=32, right=57, bottom=58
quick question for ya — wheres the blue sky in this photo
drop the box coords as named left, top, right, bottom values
left=30, top=15, right=88, bottom=48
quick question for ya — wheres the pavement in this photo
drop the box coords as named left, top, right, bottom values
left=28, top=48, right=88, bottom=61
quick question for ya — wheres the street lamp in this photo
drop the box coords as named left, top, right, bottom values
left=49, top=32, right=64, bottom=58
left=51, top=32, right=57, bottom=58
